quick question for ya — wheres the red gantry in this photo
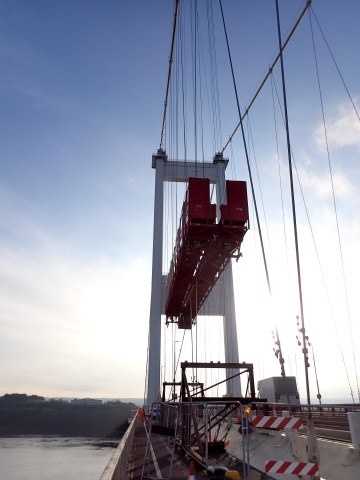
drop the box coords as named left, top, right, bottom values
left=165, top=177, right=249, bottom=329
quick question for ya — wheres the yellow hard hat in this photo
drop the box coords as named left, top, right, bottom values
left=225, top=470, right=241, bottom=480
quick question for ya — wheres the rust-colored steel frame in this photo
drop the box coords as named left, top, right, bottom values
left=180, top=361, right=256, bottom=402
left=178, top=361, right=257, bottom=452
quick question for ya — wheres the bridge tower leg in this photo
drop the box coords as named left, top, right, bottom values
left=214, top=154, right=241, bottom=397
left=146, top=151, right=241, bottom=406
left=146, top=149, right=166, bottom=407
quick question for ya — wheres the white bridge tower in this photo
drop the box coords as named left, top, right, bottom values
left=146, top=149, right=243, bottom=406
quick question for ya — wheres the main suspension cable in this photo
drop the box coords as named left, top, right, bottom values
left=160, top=0, right=180, bottom=150
left=274, top=0, right=312, bottom=411
left=206, top=0, right=223, bottom=154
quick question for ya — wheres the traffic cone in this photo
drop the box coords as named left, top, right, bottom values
left=188, top=460, right=195, bottom=480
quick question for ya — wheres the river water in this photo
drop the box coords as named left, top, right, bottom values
left=0, top=436, right=116, bottom=480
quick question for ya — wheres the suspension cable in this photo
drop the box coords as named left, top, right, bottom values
left=274, top=0, right=312, bottom=410
left=270, top=73, right=290, bottom=281
left=207, top=0, right=223, bottom=154
left=310, top=7, right=360, bottom=123
left=160, top=0, right=180, bottom=150
left=219, top=0, right=272, bottom=296
left=246, top=117, right=271, bottom=246
left=191, top=0, right=198, bottom=164
left=271, top=66, right=356, bottom=404
left=195, top=3, right=207, bottom=173
left=179, top=6, right=188, bottom=162
left=220, top=0, right=312, bottom=155
left=309, top=11, right=359, bottom=402
left=173, top=331, right=186, bottom=397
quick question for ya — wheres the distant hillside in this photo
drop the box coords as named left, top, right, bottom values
left=0, top=393, right=137, bottom=437
left=120, top=398, right=143, bottom=406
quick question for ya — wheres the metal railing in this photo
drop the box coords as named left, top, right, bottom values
left=99, top=413, right=138, bottom=480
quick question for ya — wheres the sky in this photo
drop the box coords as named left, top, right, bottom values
left=0, top=0, right=359, bottom=403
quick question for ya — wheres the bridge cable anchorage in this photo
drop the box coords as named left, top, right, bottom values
left=311, top=342, right=322, bottom=405
left=295, top=320, right=322, bottom=405
left=272, top=328, right=286, bottom=377
left=309, top=10, right=359, bottom=403
left=219, top=0, right=272, bottom=296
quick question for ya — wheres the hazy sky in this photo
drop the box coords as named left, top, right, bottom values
left=0, top=0, right=359, bottom=403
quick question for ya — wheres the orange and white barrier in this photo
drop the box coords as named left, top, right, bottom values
left=188, top=461, right=196, bottom=480
left=138, top=407, right=145, bottom=422
left=252, top=415, right=303, bottom=430
left=265, top=460, right=319, bottom=476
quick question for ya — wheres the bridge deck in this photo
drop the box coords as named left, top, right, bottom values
left=128, top=421, right=189, bottom=479
left=128, top=420, right=272, bottom=480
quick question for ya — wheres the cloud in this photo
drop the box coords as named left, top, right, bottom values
left=296, top=167, right=354, bottom=200
left=314, top=100, right=360, bottom=151
left=0, top=187, right=151, bottom=397
left=0, top=243, right=151, bottom=397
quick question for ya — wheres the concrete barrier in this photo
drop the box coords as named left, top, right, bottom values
left=347, top=412, right=360, bottom=451
left=99, top=413, right=138, bottom=480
